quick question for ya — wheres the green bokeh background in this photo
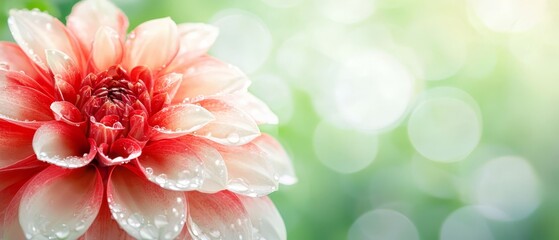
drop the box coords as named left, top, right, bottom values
left=1, top=0, right=559, bottom=239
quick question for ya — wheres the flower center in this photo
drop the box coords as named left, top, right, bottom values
left=77, top=66, right=151, bottom=147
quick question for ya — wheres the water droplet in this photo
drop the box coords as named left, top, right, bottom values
left=74, top=220, right=86, bottom=231
left=155, top=173, right=167, bottom=186
left=145, top=167, right=154, bottom=175
left=54, top=224, right=69, bottom=238
left=209, top=229, right=221, bottom=238
left=154, top=214, right=169, bottom=228
left=127, top=213, right=143, bottom=228
left=139, top=225, right=157, bottom=239
left=227, top=133, right=240, bottom=144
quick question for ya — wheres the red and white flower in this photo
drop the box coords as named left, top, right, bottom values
left=0, top=0, right=296, bottom=239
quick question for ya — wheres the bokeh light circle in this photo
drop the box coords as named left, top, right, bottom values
left=251, top=74, right=294, bottom=123
left=440, top=206, right=494, bottom=240
left=408, top=87, right=482, bottom=162
left=210, top=9, right=272, bottom=74
left=313, top=121, right=378, bottom=174
left=333, top=51, right=415, bottom=132
left=262, top=0, right=302, bottom=8
left=473, top=156, right=541, bottom=221
left=348, top=209, right=419, bottom=240
left=469, top=0, right=547, bottom=33
left=317, top=0, right=376, bottom=24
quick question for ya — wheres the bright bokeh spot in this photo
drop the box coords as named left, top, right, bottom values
left=473, top=156, right=541, bottom=221
left=348, top=209, right=419, bottom=240
left=333, top=50, right=415, bottom=132
left=317, top=0, right=376, bottom=24
left=440, top=206, right=495, bottom=240
left=313, top=121, right=378, bottom=174
left=408, top=87, right=482, bottom=162
left=210, top=10, right=272, bottom=74
left=470, top=0, right=547, bottom=33
left=251, top=74, right=294, bottom=123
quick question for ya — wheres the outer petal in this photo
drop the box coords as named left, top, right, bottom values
left=165, top=23, right=218, bottom=71
left=18, top=165, right=103, bottom=239
left=210, top=93, right=279, bottom=125
left=8, top=10, right=83, bottom=71
left=46, top=49, right=81, bottom=90
left=0, top=69, right=51, bottom=95
left=123, top=18, right=179, bottom=71
left=0, top=42, right=46, bottom=83
left=252, top=134, right=297, bottom=185
left=67, top=0, right=128, bottom=52
left=186, top=191, right=252, bottom=240
left=218, top=143, right=279, bottom=197
left=107, top=166, right=187, bottom=239
left=91, top=26, right=124, bottom=71
left=0, top=85, right=53, bottom=125
left=82, top=193, right=134, bottom=240
left=0, top=121, right=36, bottom=168
left=139, top=135, right=227, bottom=192
left=149, top=103, right=215, bottom=140
left=172, top=57, right=250, bottom=103
left=33, top=121, right=96, bottom=168
left=238, top=196, right=287, bottom=240
left=193, top=99, right=260, bottom=146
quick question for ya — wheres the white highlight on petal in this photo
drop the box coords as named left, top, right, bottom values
left=210, top=9, right=272, bottom=74
left=408, top=87, right=482, bottom=162
left=472, top=156, right=541, bottom=221
left=313, top=121, right=378, bottom=174
left=332, top=50, right=415, bottom=132
left=469, top=0, right=547, bottom=33
left=347, top=209, right=419, bottom=240
left=440, top=206, right=495, bottom=240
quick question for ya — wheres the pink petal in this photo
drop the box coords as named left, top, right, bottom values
left=18, top=165, right=103, bottom=239
left=186, top=191, right=251, bottom=240
left=165, top=23, right=218, bottom=71
left=0, top=121, right=35, bottom=169
left=67, top=0, right=128, bottom=54
left=50, top=101, right=85, bottom=127
left=8, top=9, right=83, bottom=71
left=218, top=143, right=279, bottom=197
left=82, top=194, right=134, bottom=240
left=154, top=72, right=182, bottom=98
left=0, top=69, right=51, bottom=95
left=107, top=166, right=187, bottom=239
left=193, top=99, right=260, bottom=146
left=32, top=121, right=96, bottom=168
left=139, top=135, right=227, bottom=192
left=0, top=85, right=53, bottom=124
left=97, top=138, right=142, bottom=166
left=238, top=195, right=287, bottom=240
left=210, top=93, right=278, bottom=124
left=46, top=49, right=81, bottom=90
left=172, top=57, right=250, bottom=103
left=253, top=134, right=297, bottom=185
left=91, top=26, right=124, bottom=71
left=149, top=103, right=215, bottom=140
left=0, top=42, right=47, bottom=84
left=123, top=17, right=179, bottom=71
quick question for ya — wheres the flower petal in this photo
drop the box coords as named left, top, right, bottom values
left=82, top=194, right=134, bottom=240
left=172, top=57, right=250, bottom=103
left=0, top=85, right=53, bottom=124
left=253, top=134, right=297, bottom=185
left=50, top=101, right=85, bottom=127
left=18, top=165, right=103, bottom=239
left=238, top=195, right=287, bottom=240
left=210, top=93, right=279, bottom=124
left=97, top=138, right=142, bottom=166
left=67, top=0, right=128, bottom=53
left=123, top=17, right=179, bottom=71
left=0, top=69, right=51, bottom=95
left=0, top=42, right=46, bottom=83
left=8, top=9, right=83, bottom=71
left=193, top=99, right=260, bottom=146
left=46, top=48, right=81, bottom=90
left=139, top=135, right=227, bottom=192
left=91, top=26, right=124, bottom=71
left=32, top=121, right=96, bottom=168
left=166, top=23, right=218, bottom=71
left=149, top=103, right=215, bottom=140
left=186, top=191, right=251, bottom=240
left=218, top=143, right=278, bottom=197
left=107, top=166, right=187, bottom=239
left=0, top=121, right=37, bottom=168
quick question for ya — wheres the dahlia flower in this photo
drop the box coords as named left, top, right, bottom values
left=0, top=0, right=296, bottom=239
